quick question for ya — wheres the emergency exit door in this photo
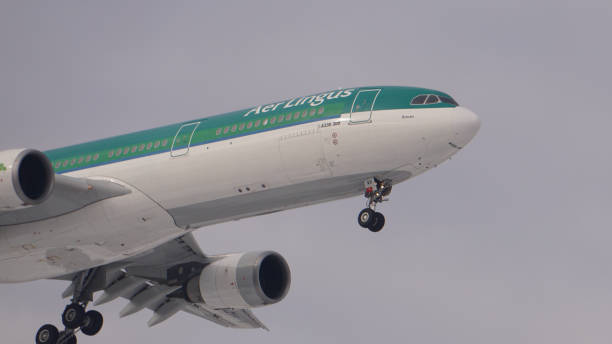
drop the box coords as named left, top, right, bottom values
left=171, top=122, right=200, bottom=157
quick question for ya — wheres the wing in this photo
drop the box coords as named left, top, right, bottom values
left=58, top=233, right=268, bottom=330
left=0, top=174, right=131, bottom=226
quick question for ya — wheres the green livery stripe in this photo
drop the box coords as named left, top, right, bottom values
left=44, top=86, right=456, bottom=173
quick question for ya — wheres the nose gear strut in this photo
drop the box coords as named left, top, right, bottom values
left=35, top=269, right=104, bottom=344
left=358, top=177, right=392, bottom=232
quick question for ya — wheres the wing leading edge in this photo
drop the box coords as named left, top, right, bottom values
left=0, top=174, right=131, bottom=226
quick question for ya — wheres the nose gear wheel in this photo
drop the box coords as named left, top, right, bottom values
left=369, top=212, right=385, bottom=232
left=357, top=177, right=392, bottom=232
left=358, top=208, right=375, bottom=228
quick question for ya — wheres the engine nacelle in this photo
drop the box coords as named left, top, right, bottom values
left=186, top=251, right=291, bottom=309
left=0, top=149, right=55, bottom=209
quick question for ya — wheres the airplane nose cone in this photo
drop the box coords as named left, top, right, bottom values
left=452, top=106, right=481, bottom=148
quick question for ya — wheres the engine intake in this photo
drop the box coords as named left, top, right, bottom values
left=0, top=149, right=55, bottom=209
left=186, top=251, right=291, bottom=309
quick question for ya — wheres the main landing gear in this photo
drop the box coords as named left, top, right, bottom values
left=358, top=177, right=392, bottom=232
left=36, top=270, right=104, bottom=344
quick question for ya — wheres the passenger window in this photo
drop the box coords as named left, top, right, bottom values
left=231, top=124, right=237, bottom=132
left=70, top=158, right=76, bottom=166
left=239, top=123, right=245, bottom=131
left=139, top=144, right=145, bottom=151
left=247, top=121, right=253, bottom=129
left=63, top=160, right=69, bottom=167
left=294, top=112, right=300, bottom=120
left=216, top=128, right=222, bottom=135
left=318, top=107, right=324, bottom=115
left=93, top=153, right=99, bottom=161
left=131, top=146, right=137, bottom=153
left=55, top=161, right=61, bottom=168
left=124, top=147, right=130, bottom=155
left=270, top=117, right=276, bottom=124
left=254, top=119, right=261, bottom=128
left=263, top=118, right=269, bottom=126
left=154, top=141, right=160, bottom=148
left=162, top=139, right=168, bottom=147
left=147, top=142, right=152, bottom=150
left=425, top=95, right=440, bottom=104
left=309, top=109, right=316, bottom=116
left=411, top=95, right=427, bottom=105
left=78, top=157, right=84, bottom=164
left=115, top=148, right=122, bottom=156
left=86, top=155, right=91, bottom=162
left=278, top=114, right=284, bottom=122
left=223, top=127, right=229, bottom=134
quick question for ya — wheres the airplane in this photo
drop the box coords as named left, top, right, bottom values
left=0, top=86, right=480, bottom=344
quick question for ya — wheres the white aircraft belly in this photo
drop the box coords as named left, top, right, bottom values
left=167, top=169, right=413, bottom=229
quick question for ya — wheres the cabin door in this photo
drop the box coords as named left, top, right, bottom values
left=349, top=89, right=380, bottom=123
left=171, top=122, right=200, bottom=157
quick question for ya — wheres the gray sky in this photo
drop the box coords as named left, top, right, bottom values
left=1, top=1, right=611, bottom=343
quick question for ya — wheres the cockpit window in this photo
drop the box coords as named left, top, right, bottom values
left=412, top=93, right=458, bottom=106
left=425, top=95, right=440, bottom=104
left=439, top=96, right=459, bottom=106
left=410, top=95, right=427, bottom=105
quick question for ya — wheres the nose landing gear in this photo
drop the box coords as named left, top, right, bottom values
left=358, top=177, right=391, bottom=232
left=35, top=270, right=104, bottom=344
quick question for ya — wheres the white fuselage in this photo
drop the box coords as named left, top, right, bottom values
left=0, top=106, right=479, bottom=282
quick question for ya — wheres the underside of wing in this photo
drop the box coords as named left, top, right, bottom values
left=58, top=234, right=286, bottom=330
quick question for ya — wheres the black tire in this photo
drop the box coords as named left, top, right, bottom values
left=36, top=324, right=59, bottom=344
left=358, top=208, right=375, bottom=228
left=81, top=310, right=103, bottom=336
left=62, top=304, right=85, bottom=329
left=368, top=212, right=385, bottom=232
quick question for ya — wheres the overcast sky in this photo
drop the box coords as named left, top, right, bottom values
left=1, top=1, right=611, bottom=343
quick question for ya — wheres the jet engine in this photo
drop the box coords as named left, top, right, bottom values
left=186, top=251, right=291, bottom=309
left=0, top=149, right=55, bottom=209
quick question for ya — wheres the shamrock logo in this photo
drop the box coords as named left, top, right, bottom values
left=0, top=163, right=5, bottom=172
